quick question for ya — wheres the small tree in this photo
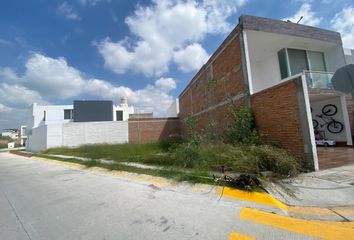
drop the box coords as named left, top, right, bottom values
left=185, top=114, right=201, bottom=146
left=227, top=105, right=260, bottom=145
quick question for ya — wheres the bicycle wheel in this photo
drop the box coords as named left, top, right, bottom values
left=312, top=119, right=318, bottom=129
left=322, top=104, right=337, bottom=116
left=327, top=121, right=343, bottom=134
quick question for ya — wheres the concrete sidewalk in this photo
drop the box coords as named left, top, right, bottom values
left=267, top=164, right=354, bottom=220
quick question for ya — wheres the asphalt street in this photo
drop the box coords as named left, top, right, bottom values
left=0, top=152, right=350, bottom=240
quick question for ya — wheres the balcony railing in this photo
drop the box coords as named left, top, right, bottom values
left=304, top=71, right=334, bottom=89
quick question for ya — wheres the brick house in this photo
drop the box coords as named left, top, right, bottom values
left=178, top=15, right=354, bottom=171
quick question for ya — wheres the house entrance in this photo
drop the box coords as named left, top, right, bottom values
left=309, top=90, right=354, bottom=169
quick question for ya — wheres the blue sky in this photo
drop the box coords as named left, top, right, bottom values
left=0, top=0, right=353, bottom=129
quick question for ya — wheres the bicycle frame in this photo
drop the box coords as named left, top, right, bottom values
left=316, top=114, right=335, bottom=128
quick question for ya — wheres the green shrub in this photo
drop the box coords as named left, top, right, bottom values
left=173, top=143, right=200, bottom=168
left=226, top=106, right=260, bottom=145
left=171, top=143, right=300, bottom=177
left=185, top=114, right=202, bottom=146
left=252, top=145, right=300, bottom=176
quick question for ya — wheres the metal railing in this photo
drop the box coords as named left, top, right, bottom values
left=304, top=70, right=334, bottom=89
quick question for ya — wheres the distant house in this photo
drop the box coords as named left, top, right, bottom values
left=1, top=129, right=19, bottom=140
left=26, top=98, right=134, bottom=152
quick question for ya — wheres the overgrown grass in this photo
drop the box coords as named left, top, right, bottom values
left=43, top=141, right=175, bottom=161
left=173, top=143, right=301, bottom=176
left=42, top=141, right=301, bottom=177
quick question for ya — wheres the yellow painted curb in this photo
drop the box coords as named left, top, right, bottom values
left=216, top=186, right=288, bottom=211
left=240, top=207, right=354, bottom=240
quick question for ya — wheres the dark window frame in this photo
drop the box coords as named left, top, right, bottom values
left=64, top=109, right=73, bottom=120
left=116, top=110, right=123, bottom=121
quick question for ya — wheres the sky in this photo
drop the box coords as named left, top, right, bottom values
left=0, top=0, right=353, bottom=130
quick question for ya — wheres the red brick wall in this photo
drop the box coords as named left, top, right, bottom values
left=178, top=27, right=249, bottom=136
left=128, top=118, right=181, bottom=143
left=251, top=79, right=306, bottom=158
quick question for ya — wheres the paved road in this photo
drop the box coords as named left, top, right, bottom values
left=0, top=152, right=348, bottom=240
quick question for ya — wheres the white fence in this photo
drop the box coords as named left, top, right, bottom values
left=62, top=121, right=128, bottom=147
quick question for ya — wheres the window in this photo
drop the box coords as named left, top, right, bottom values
left=287, top=49, right=309, bottom=76
left=64, top=109, right=73, bottom=119
left=116, top=110, right=123, bottom=121
left=277, top=49, right=289, bottom=79
left=278, top=48, right=326, bottom=79
left=307, top=51, right=326, bottom=72
left=43, top=111, right=46, bottom=121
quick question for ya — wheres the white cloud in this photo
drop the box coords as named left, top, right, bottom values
left=202, top=0, right=247, bottom=33
left=0, top=83, right=45, bottom=109
left=84, top=78, right=176, bottom=114
left=22, top=54, right=84, bottom=98
left=283, top=3, right=322, bottom=26
left=155, top=77, right=177, bottom=92
left=98, top=37, right=172, bottom=77
left=0, top=53, right=177, bottom=129
left=0, top=67, right=19, bottom=81
left=57, top=2, right=81, bottom=20
left=97, top=0, right=246, bottom=76
left=173, top=43, right=209, bottom=72
left=331, top=6, right=354, bottom=49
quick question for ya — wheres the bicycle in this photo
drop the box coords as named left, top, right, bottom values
left=313, top=114, right=344, bottom=134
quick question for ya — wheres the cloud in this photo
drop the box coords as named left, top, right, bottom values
left=0, top=83, right=45, bottom=109
left=84, top=77, right=176, bottom=114
left=97, top=37, right=172, bottom=77
left=57, top=2, right=81, bottom=20
left=154, top=77, right=177, bottom=92
left=173, top=43, right=209, bottom=72
left=331, top=6, right=354, bottom=49
left=0, top=53, right=177, bottom=129
left=283, top=3, right=322, bottom=26
left=0, top=103, right=12, bottom=113
left=0, top=67, right=19, bottom=81
left=97, top=0, right=246, bottom=76
left=22, top=54, right=84, bottom=98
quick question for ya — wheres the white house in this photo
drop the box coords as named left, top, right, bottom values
left=26, top=98, right=134, bottom=152
left=1, top=129, right=19, bottom=140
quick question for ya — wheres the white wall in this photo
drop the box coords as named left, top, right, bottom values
left=62, top=121, right=128, bottom=147
left=113, top=105, right=134, bottom=121
left=310, top=96, right=349, bottom=142
left=245, top=30, right=346, bottom=93
left=28, top=103, right=73, bottom=129
left=46, top=124, right=63, bottom=149
left=325, top=46, right=346, bottom=72
left=26, top=125, right=47, bottom=152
